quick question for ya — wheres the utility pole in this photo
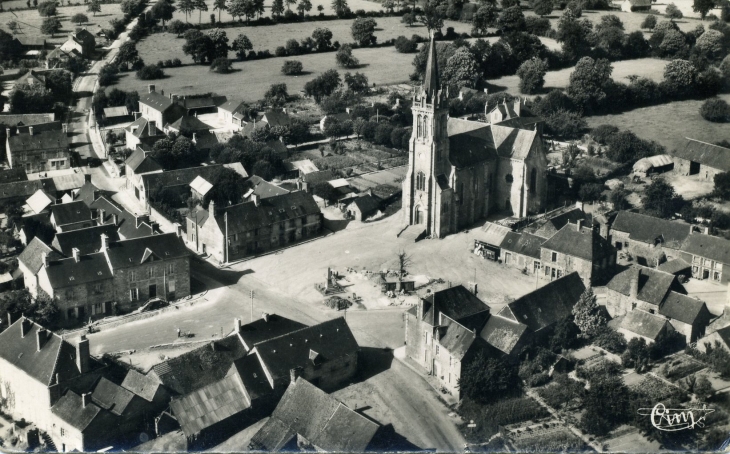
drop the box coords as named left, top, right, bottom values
left=250, top=290, right=254, bottom=323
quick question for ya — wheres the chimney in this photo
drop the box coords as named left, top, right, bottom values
left=148, top=120, right=156, bottom=136
left=93, top=189, right=100, bottom=201
left=192, top=133, right=197, bottom=144
left=704, top=226, right=710, bottom=235
left=483, top=88, right=489, bottom=95
left=290, top=368, right=300, bottom=384
left=98, top=208, right=105, bottom=223
left=81, top=392, right=90, bottom=408
left=629, top=268, right=639, bottom=299
left=112, top=213, right=119, bottom=226
left=469, top=282, right=478, bottom=296
left=234, top=318, right=242, bottom=332
left=252, top=193, right=260, bottom=207
left=282, top=108, right=287, bottom=114
left=169, top=93, right=173, bottom=100
left=148, top=84, right=155, bottom=93
left=72, top=248, right=80, bottom=263
left=576, top=219, right=583, bottom=231
left=160, top=89, right=164, bottom=96
left=36, top=328, right=48, bottom=351
left=514, top=98, right=521, bottom=116
left=62, top=123, right=68, bottom=133
left=208, top=199, right=215, bottom=214
left=55, top=373, right=60, bottom=385
left=84, top=174, right=92, bottom=183
left=5, top=127, right=9, bottom=137
left=172, top=94, right=178, bottom=103
left=42, top=252, right=48, bottom=268
left=7, top=312, right=12, bottom=327
left=100, top=233, right=109, bottom=251
left=210, top=341, right=215, bottom=352
left=133, top=112, right=140, bottom=120
left=690, top=225, right=694, bottom=235
left=76, top=335, right=90, bottom=374
left=576, top=201, right=584, bottom=211
left=20, top=318, right=30, bottom=338
left=28, top=126, right=34, bottom=136
left=262, top=312, right=269, bottom=322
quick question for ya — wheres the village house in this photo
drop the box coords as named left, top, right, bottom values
left=186, top=191, right=321, bottom=263
left=481, top=272, right=586, bottom=357
left=45, top=47, right=76, bottom=69
left=697, top=325, right=730, bottom=353
left=137, top=86, right=186, bottom=129
left=36, top=232, right=190, bottom=324
left=617, top=310, right=675, bottom=344
left=680, top=232, right=730, bottom=283
left=102, top=106, right=133, bottom=126
left=610, top=210, right=691, bottom=265
left=249, top=377, right=381, bottom=452
left=59, top=28, right=96, bottom=58
left=7, top=125, right=71, bottom=174
left=319, top=109, right=353, bottom=132
left=217, top=99, right=248, bottom=127
left=13, top=36, right=46, bottom=57
left=670, top=138, right=730, bottom=181
left=500, top=231, right=544, bottom=274
left=124, top=115, right=166, bottom=151
left=49, top=201, right=93, bottom=231
left=17, top=236, right=62, bottom=297
left=345, top=192, right=380, bottom=221
left=175, top=95, right=227, bottom=117
left=472, top=222, right=511, bottom=261
left=124, top=146, right=163, bottom=179
left=241, top=109, right=291, bottom=138
left=282, top=159, right=319, bottom=180
left=51, top=223, right=120, bottom=256
left=0, top=113, right=56, bottom=154
left=486, top=98, right=544, bottom=134
left=539, top=221, right=616, bottom=286
left=0, top=174, right=84, bottom=206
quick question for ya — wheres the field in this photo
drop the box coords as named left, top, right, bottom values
left=585, top=93, right=730, bottom=152
left=0, top=3, right=126, bottom=47
left=113, top=45, right=417, bottom=100
left=487, top=57, right=668, bottom=97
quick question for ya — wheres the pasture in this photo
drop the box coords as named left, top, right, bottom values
left=113, top=45, right=415, bottom=101
left=585, top=93, right=730, bottom=152
left=486, top=57, right=669, bottom=97
left=0, top=3, right=125, bottom=46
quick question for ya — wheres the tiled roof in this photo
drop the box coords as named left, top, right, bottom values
left=52, top=224, right=120, bottom=256
left=18, top=236, right=60, bottom=275
left=45, top=252, right=112, bottom=289
left=121, top=370, right=162, bottom=402
left=253, top=318, right=358, bottom=384
left=104, top=232, right=188, bottom=270
left=50, top=201, right=91, bottom=226
left=606, top=265, right=675, bottom=306
left=170, top=371, right=251, bottom=437
left=671, top=138, right=730, bottom=172
left=611, top=211, right=690, bottom=248
left=500, top=231, right=544, bottom=259
left=541, top=223, right=615, bottom=261
left=421, top=285, right=489, bottom=326
left=681, top=233, right=730, bottom=265
left=91, top=377, right=135, bottom=416
left=620, top=310, right=668, bottom=340
left=213, top=191, right=320, bottom=236
left=659, top=291, right=709, bottom=325
left=8, top=129, right=68, bottom=152
left=0, top=317, right=84, bottom=385
left=235, top=314, right=306, bottom=351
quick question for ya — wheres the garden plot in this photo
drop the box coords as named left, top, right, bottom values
left=504, top=419, right=586, bottom=452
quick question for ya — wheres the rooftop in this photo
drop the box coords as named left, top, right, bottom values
left=611, top=211, right=690, bottom=249
left=541, top=223, right=615, bottom=261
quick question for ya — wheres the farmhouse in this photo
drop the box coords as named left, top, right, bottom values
left=241, top=109, right=291, bottom=138
left=402, top=37, right=548, bottom=239
left=670, top=138, right=730, bottom=181
left=345, top=193, right=380, bottom=221
left=7, top=126, right=71, bottom=174
left=60, top=28, right=96, bottom=58
left=50, top=201, right=93, bottom=231
left=609, top=210, right=690, bottom=265
left=282, top=159, right=319, bottom=180
left=45, top=47, right=77, bottom=68
left=523, top=203, right=592, bottom=239
left=137, top=86, right=186, bottom=129
left=0, top=113, right=56, bottom=153
left=680, top=232, right=730, bottom=283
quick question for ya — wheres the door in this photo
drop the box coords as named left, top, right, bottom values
left=415, top=208, right=424, bottom=224
left=689, top=161, right=700, bottom=175
left=433, top=359, right=441, bottom=378
left=504, top=252, right=511, bottom=265
left=703, top=269, right=710, bottom=279
left=149, top=284, right=157, bottom=298
left=167, top=279, right=176, bottom=300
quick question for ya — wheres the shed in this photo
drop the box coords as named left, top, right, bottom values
left=102, top=106, right=132, bottom=125
left=633, top=154, right=674, bottom=175
left=26, top=189, right=54, bottom=215
left=473, top=222, right=512, bottom=261
left=190, top=176, right=214, bottom=199
left=346, top=194, right=380, bottom=221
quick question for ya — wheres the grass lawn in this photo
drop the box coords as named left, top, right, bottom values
left=112, top=45, right=415, bottom=101
left=0, top=4, right=125, bottom=47
left=585, top=93, right=730, bottom=153
left=487, top=58, right=668, bottom=97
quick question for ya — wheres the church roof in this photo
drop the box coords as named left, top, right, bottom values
left=446, top=118, right=539, bottom=168
left=423, top=36, right=439, bottom=97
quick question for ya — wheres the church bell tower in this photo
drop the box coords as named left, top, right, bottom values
left=402, top=34, right=449, bottom=236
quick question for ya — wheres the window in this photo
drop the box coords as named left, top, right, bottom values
left=166, top=263, right=176, bottom=274
left=65, top=289, right=74, bottom=299
left=94, top=284, right=102, bottom=294
left=435, top=345, right=439, bottom=355
left=92, top=302, right=104, bottom=315
left=551, top=252, right=557, bottom=262
left=715, top=272, right=721, bottom=281
left=130, top=288, right=139, bottom=301
left=423, top=116, right=428, bottom=137
left=128, top=271, right=137, bottom=282
left=417, top=115, right=422, bottom=137
left=505, top=174, right=513, bottom=183
left=544, top=266, right=550, bottom=276
left=148, top=267, right=155, bottom=279
left=449, top=356, right=452, bottom=367
left=557, top=269, right=562, bottom=278
left=416, top=172, right=426, bottom=191
left=168, top=279, right=176, bottom=293
left=60, top=428, right=65, bottom=437
left=530, top=168, right=537, bottom=193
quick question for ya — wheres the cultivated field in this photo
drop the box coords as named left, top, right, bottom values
left=0, top=3, right=126, bottom=46
left=113, top=45, right=417, bottom=100
left=585, top=93, right=730, bottom=152
left=487, top=57, right=668, bottom=96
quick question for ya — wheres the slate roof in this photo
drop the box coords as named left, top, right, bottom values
left=657, top=258, right=692, bottom=275
left=14, top=36, right=46, bottom=47
left=250, top=378, right=378, bottom=452
left=91, top=377, right=135, bottom=416
left=497, top=272, right=585, bottom=333
left=170, top=371, right=251, bottom=437
left=253, top=318, right=359, bottom=384
left=0, top=317, right=84, bottom=385
left=500, top=231, right=544, bottom=259
left=121, top=370, right=162, bottom=402
left=18, top=236, right=61, bottom=275
left=8, top=129, right=68, bottom=152
left=446, top=119, right=538, bottom=168
left=349, top=194, right=380, bottom=215
left=659, top=292, right=708, bottom=325
left=139, top=91, right=175, bottom=112
left=51, top=391, right=103, bottom=431
left=261, top=110, right=291, bottom=128
left=0, top=167, right=27, bottom=185
left=0, top=114, right=55, bottom=129
left=0, top=180, right=47, bottom=201
left=243, top=175, right=289, bottom=199
left=479, top=315, right=529, bottom=355
left=141, top=164, right=229, bottom=190
left=235, top=314, right=307, bottom=352
left=49, top=173, right=86, bottom=192
left=50, top=201, right=91, bottom=227
left=104, top=232, right=188, bottom=270
left=45, top=252, right=112, bottom=289
left=620, top=310, right=668, bottom=340
left=437, top=316, right=478, bottom=360
left=606, top=265, right=675, bottom=306
left=125, top=148, right=163, bottom=174
left=421, top=285, right=490, bottom=326
left=527, top=207, right=589, bottom=239
left=681, top=233, right=730, bottom=265
left=230, top=354, right=273, bottom=402
left=218, top=100, right=247, bottom=115
left=52, top=224, right=120, bottom=256
left=213, top=191, right=320, bottom=236
left=89, top=197, right=155, bottom=240
left=611, top=211, right=690, bottom=248
left=302, top=169, right=338, bottom=185
left=541, top=223, right=615, bottom=261
left=168, top=114, right=211, bottom=132
left=26, top=189, right=53, bottom=214
left=671, top=139, right=730, bottom=172
left=473, top=222, right=512, bottom=248
left=103, top=106, right=129, bottom=118
left=178, top=96, right=227, bottom=110
left=125, top=116, right=164, bottom=139
left=284, top=159, right=319, bottom=175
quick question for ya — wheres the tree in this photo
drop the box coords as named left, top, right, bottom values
left=545, top=109, right=586, bottom=139
left=313, top=182, right=339, bottom=205
left=82, top=0, right=100, bottom=16
left=383, top=0, right=395, bottom=11
left=214, top=0, right=227, bottom=21
left=317, top=4, right=324, bottom=13
left=532, top=0, right=553, bottom=17
left=344, top=71, right=368, bottom=92
left=136, top=64, right=165, bottom=79
left=71, top=13, right=89, bottom=24
left=116, top=41, right=139, bottom=68
left=281, top=60, right=303, bottom=75
left=6, top=21, right=18, bottom=34
left=695, top=29, right=725, bottom=60
left=556, top=9, right=592, bottom=61
left=304, top=69, right=341, bottom=102
left=641, top=14, right=657, bottom=29
left=458, top=355, right=519, bottom=404
left=40, top=17, right=61, bottom=36
left=182, top=29, right=215, bottom=63
left=351, top=17, right=377, bottom=46
left=472, top=4, right=497, bottom=35
left=44, top=69, right=73, bottom=99
left=609, top=187, right=631, bottom=210
left=497, top=5, right=525, bottom=33
left=642, top=179, right=681, bottom=218
left=152, top=0, right=175, bottom=26
left=395, top=35, right=417, bottom=53
left=312, top=27, right=333, bottom=50
left=693, top=0, right=715, bottom=19
left=665, top=2, right=683, bottom=18
left=169, top=19, right=188, bottom=36
left=336, top=44, right=360, bottom=67
left=442, top=47, right=480, bottom=88
left=581, top=375, right=630, bottom=435
left=271, top=0, right=284, bottom=17
left=396, top=249, right=411, bottom=279
left=517, top=56, right=548, bottom=94
left=37, top=1, right=56, bottom=15
left=232, top=34, right=252, bottom=59
left=331, top=0, right=348, bottom=16
left=567, top=57, right=613, bottom=113
left=579, top=183, right=604, bottom=202
left=297, top=0, right=312, bottom=15
left=701, top=98, right=730, bottom=122
left=210, top=56, right=232, bottom=73
left=178, top=0, right=195, bottom=21
left=662, top=59, right=698, bottom=97
left=402, top=11, right=415, bottom=26
left=419, top=0, right=446, bottom=32
left=208, top=28, right=229, bottom=59
left=264, top=83, right=288, bottom=106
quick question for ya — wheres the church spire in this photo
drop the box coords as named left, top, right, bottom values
left=423, top=32, right=439, bottom=98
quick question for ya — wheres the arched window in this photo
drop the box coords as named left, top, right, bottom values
left=417, top=115, right=422, bottom=137
left=530, top=168, right=537, bottom=193
left=416, top=172, right=425, bottom=191
left=423, top=116, right=429, bottom=138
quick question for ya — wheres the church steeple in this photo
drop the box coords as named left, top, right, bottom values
left=423, top=33, right=439, bottom=97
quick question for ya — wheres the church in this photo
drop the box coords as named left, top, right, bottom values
left=402, top=37, right=548, bottom=238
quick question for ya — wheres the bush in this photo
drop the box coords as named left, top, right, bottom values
left=525, top=16, right=551, bottom=36
left=517, top=57, right=549, bottom=94
left=37, top=0, right=56, bottom=16
left=665, top=3, right=683, bottom=19
left=700, top=98, right=730, bottom=123
left=591, top=124, right=619, bottom=144
left=210, top=57, right=232, bottom=73
left=394, top=35, right=418, bottom=53
left=641, top=14, right=657, bottom=29
left=281, top=60, right=303, bottom=75
left=594, top=327, right=627, bottom=353
left=136, top=64, right=164, bottom=80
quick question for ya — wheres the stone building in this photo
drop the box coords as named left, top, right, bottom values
left=610, top=210, right=690, bottom=266
left=500, top=231, right=544, bottom=274
left=59, top=28, right=96, bottom=58
left=137, top=86, right=185, bottom=128
left=680, top=232, right=730, bottom=283
left=7, top=126, right=71, bottom=174
left=617, top=310, right=674, bottom=344
left=18, top=237, right=61, bottom=297
left=670, top=139, right=730, bottom=182
left=539, top=221, right=616, bottom=286
left=402, top=37, right=548, bottom=239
